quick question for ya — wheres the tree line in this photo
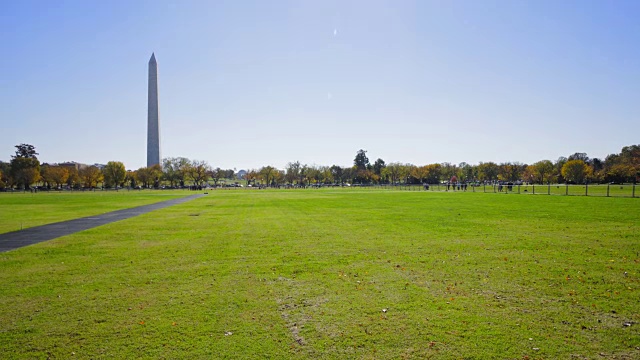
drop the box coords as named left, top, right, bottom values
left=243, top=147, right=639, bottom=187
left=0, top=144, right=638, bottom=190
left=0, top=145, right=237, bottom=190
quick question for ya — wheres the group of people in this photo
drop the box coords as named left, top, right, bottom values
left=497, top=182, right=515, bottom=192
left=445, top=182, right=468, bottom=191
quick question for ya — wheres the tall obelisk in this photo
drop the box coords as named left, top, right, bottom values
left=147, top=53, right=161, bottom=167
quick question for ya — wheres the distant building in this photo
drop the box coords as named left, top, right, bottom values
left=57, top=161, right=88, bottom=171
left=237, top=170, right=247, bottom=180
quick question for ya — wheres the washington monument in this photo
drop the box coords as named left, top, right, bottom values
left=147, top=53, right=161, bottom=167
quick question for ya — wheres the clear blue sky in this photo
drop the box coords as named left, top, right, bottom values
left=1, top=0, right=639, bottom=170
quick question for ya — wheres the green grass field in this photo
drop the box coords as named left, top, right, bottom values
left=0, top=190, right=638, bottom=359
left=0, top=190, right=190, bottom=234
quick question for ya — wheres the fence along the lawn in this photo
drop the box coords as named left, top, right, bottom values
left=377, top=183, right=636, bottom=198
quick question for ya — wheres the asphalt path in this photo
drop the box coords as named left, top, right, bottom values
left=0, top=194, right=205, bottom=252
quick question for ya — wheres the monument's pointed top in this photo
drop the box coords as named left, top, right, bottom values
left=149, top=53, right=156, bottom=63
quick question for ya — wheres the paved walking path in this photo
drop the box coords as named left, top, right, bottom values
left=0, top=194, right=206, bottom=252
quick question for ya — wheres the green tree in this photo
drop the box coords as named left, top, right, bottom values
left=561, top=160, right=589, bottom=184
left=424, top=164, right=442, bottom=183
left=0, top=161, right=10, bottom=188
left=285, top=161, right=305, bottom=185
left=604, top=145, right=640, bottom=183
left=402, top=164, right=414, bottom=184
left=306, top=166, right=321, bottom=185
left=568, top=152, right=589, bottom=163
left=523, top=165, right=536, bottom=184
left=132, top=164, right=163, bottom=188
left=477, top=162, right=499, bottom=182
left=40, top=165, right=53, bottom=188
left=272, top=169, right=285, bottom=186
left=79, top=166, right=103, bottom=188
left=498, top=162, right=524, bottom=182
left=103, top=161, right=126, bottom=188
left=590, top=158, right=605, bottom=182
left=533, top=160, right=554, bottom=184
left=309, top=165, right=330, bottom=184
left=187, top=160, right=211, bottom=187
left=297, top=164, right=309, bottom=185
left=373, top=158, right=386, bottom=176
left=42, top=166, right=69, bottom=188
left=403, top=164, right=416, bottom=184
left=136, top=166, right=154, bottom=188
left=411, top=165, right=430, bottom=184
left=223, top=169, right=236, bottom=180
left=209, top=167, right=223, bottom=186
left=163, top=157, right=190, bottom=187
left=383, top=162, right=404, bottom=184
left=342, top=167, right=355, bottom=184
left=149, top=164, right=163, bottom=188
left=245, top=169, right=258, bottom=186
left=10, top=144, right=41, bottom=190
left=13, top=143, right=38, bottom=158
left=354, top=149, right=370, bottom=171
left=354, top=168, right=376, bottom=184
left=605, top=164, right=634, bottom=183
left=440, top=163, right=458, bottom=181
left=66, top=167, right=80, bottom=188
left=320, top=166, right=332, bottom=184
left=126, top=170, right=138, bottom=188
left=459, top=162, right=476, bottom=182
left=259, top=165, right=277, bottom=186
left=554, top=157, right=568, bottom=183
left=620, top=145, right=640, bottom=177
left=330, top=165, right=345, bottom=185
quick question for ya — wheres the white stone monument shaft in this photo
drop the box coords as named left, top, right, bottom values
left=147, top=53, right=161, bottom=167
